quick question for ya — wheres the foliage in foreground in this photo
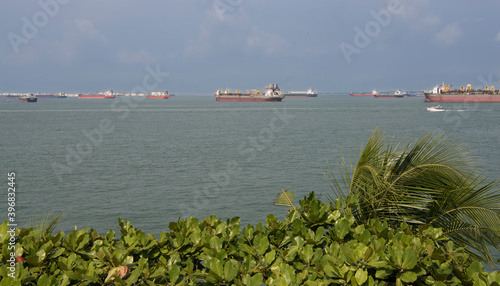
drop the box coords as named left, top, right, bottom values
left=2, top=193, right=500, bottom=285
left=328, top=127, right=500, bottom=264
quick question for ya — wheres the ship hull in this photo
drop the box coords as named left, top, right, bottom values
left=19, top=97, right=37, bottom=102
left=424, top=93, right=500, bottom=102
left=78, top=95, right=116, bottom=99
left=147, top=95, right=170, bottom=99
left=374, top=95, right=405, bottom=98
left=215, top=96, right=284, bottom=102
left=284, top=93, right=317, bottom=97
left=350, top=93, right=375, bottom=96
left=37, top=95, right=67, bottom=99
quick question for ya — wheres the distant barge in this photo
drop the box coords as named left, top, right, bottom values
left=79, top=90, right=116, bottom=99
left=284, top=88, right=317, bottom=97
left=215, top=83, right=284, bottom=102
left=350, top=90, right=379, bottom=96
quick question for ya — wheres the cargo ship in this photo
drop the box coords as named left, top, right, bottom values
left=78, top=90, right=116, bottom=99
left=423, top=83, right=500, bottom=102
left=374, top=90, right=406, bottom=98
left=350, top=90, right=379, bottom=96
left=147, top=91, right=170, bottom=99
left=214, top=83, right=284, bottom=102
left=19, top=94, right=37, bottom=102
left=284, top=87, right=318, bottom=97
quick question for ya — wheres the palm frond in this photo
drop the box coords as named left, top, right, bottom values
left=26, top=211, right=63, bottom=239
left=326, top=127, right=500, bottom=265
left=274, top=189, right=295, bottom=207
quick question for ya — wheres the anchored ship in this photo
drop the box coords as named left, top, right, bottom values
left=423, top=83, right=500, bottom=102
left=36, top=93, right=67, bottom=99
left=19, top=94, right=37, bottom=102
left=350, top=90, right=379, bottom=96
left=374, top=90, right=406, bottom=98
left=78, top=90, right=116, bottom=99
left=284, top=87, right=317, bottom=97
left=214, top=83, right=284, bottom=102
left=147, top=91, right=170, bottom=99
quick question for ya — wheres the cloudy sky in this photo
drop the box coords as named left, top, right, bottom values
left=1, top=0, right=499, bottom=94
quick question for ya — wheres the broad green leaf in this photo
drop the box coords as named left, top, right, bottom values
left=375, top=269, right=393, bottom=279
left=334, top=218, right=350, bottom=239
left=258, top=235, right=269, bottom=256
left=301, top=244, right=313, bottom=264
left=37, top=274, right=50, bottom=286
left=400, top=271, right=418, bottom=283
left=467, top=260, right=484, bottom=277
left=224, top=260, right=238, bottom=281
left=168, top=264, right=180, bottom=284
left=264, top=249, right=276, bottom=266
left=355, top=268, right=368, bottom=285
left=401, top=247, right=417, bottom=270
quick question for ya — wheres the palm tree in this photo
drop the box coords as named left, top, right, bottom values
left=327, top=127, right=500, bottom=265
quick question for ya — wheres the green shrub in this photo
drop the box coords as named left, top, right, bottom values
left=1, top=192, right=499, bottom=285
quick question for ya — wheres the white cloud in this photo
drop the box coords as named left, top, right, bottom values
left=392, top=0, right=442, bottom=30
left=75, top=20, right=108, bottom=44
left=495, top=32, right=500, bottom=42
left=415, top=16, right=442, bottom=30
left=117, top=48, right=155, bottom=64
left=245, top=27, right=290, bottom=55
left=434, top=23, right=462, bottom=45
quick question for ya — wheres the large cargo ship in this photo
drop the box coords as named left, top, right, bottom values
left=19, top=94, right=37, bottom=102
left=214, top=83, right=284, bottom=102
left=147, top=91, right=170, bottom=99
left=350, top=90, right=379, bottom=96
left=78, top=90, right=116, bottom=99
left=423, top=83, right=500, bottom=102
left=374, top=90, right=406, bottom=98
left=284, top=87, right=318, bottom=97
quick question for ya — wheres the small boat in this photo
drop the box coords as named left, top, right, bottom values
left=427, top=105, right=444, bottom=112
left=19, top=94, right=37, bottom=102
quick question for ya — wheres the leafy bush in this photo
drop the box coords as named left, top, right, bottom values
left=1, top=193, right=500, bottom=285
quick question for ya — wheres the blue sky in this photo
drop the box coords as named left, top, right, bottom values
left=1, top=0, right=499, bottom=94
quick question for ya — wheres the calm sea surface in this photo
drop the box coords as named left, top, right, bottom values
left=1, top=95, right=500, bottom=238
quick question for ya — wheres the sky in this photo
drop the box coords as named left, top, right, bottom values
left=1, top=0, right=500, bottom=94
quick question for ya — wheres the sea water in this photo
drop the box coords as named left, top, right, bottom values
left=1, top=95, right=499, bottom=239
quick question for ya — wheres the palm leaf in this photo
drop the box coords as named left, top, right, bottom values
left=328, top=127, right=500, bottom=265
left=275, top=189, right=295, bottom=207
left=26, top=211, right=63, bottom=239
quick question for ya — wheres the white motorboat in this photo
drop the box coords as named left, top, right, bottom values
left=427, top=105, right=444, bottom=112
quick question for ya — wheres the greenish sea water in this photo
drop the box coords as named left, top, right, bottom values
left=1, top=95, right=499, bottom=239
